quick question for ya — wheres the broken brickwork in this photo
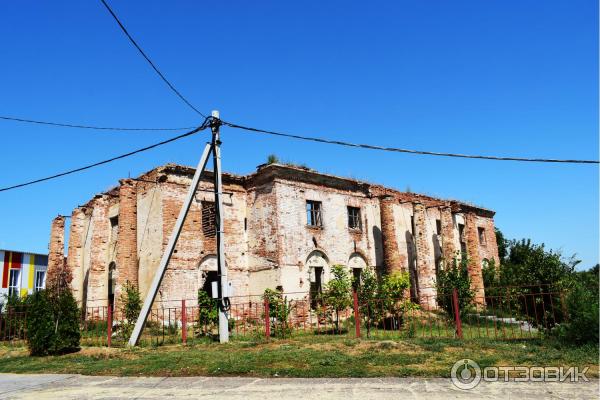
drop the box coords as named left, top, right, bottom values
left=49, top=163, right=499, bottom=314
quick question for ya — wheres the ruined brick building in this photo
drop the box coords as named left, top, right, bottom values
left=47, top=163, right=500, bottom=311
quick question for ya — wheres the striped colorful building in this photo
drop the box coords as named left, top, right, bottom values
left=0, top=250, right=48, bottom=299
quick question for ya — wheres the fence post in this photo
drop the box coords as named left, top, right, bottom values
left=353, top=291, right=361, bottom=338
left=264, top=298, right=270, bottom=339
left=181, top=299, right=187, bottom=345
left=107, top=306, right=112, bottom=348
left=452, top=288, right=463, bottom=339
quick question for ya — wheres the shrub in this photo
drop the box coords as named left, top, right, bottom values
left=26, top=289, right=80, bottom=356
left=555, top=266, right=599, bottom=345
left=119, top=281, right=141, bottom=340
left=356, top=267, right=380, bottom=337
left=436, top=258, right=474, bottom=317
left=263, top=288, right=293, bottom=337
left=197, top=290, right=218, bottom=336
left=323, top=265, right=352, bottom=332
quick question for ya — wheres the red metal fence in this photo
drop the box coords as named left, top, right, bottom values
left=0, top=285, right=568, bottom=347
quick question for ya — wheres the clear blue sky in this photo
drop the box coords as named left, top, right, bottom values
left=0, top=1, right=597, bottom=268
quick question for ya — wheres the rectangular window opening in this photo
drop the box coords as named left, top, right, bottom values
left=34, top=270, right=46, bottom=292
left=8, top=269, right=20, bottom=297
left=436, top=219, right=442, bottom=235
left=478, top=227, right=486, bottom=245
left=306, top=200, right=323, bottom=227
left=347, top=206, right=361, bottom=230
left=202, top=201, right=217, bottom=237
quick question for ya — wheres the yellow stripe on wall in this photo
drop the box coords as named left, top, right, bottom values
left=20, top=288, right=28, bottom=297
left=28, top=254, right=35, bottom=290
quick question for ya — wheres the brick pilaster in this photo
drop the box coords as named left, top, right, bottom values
left=66, top=208, right=86, bottom=302
left=440, top=206, right=457, bottom=267
left=47, top=215, right=66, bottom=289
left=117, top=179, right=138, bottom=290
left=465, top=212, right=485, bottom=304
left=413, top=203, right=436, bottom=310
left=87, top=196, right=110, bottom=308
left=379, top=196, right=405, bottom=273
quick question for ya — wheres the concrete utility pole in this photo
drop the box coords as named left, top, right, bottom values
left=211, top=110, right=230, bottom=343
left=128, top=111, right=230, bottom=346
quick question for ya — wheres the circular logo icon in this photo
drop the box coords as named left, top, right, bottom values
left=451, top=359, right=482, bottom=390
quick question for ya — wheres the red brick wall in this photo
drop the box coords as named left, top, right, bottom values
left=413, top=203, right=436, bottom=309
left=66, top=208, right=86, bottom=302
left=47, top=215, right=66, bottom=288
left=380, top=196, right=405, bottom=274
left=465, top=212, right=485, bottom=304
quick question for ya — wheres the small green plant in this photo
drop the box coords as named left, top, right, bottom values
left=119, top=281, right=141, bottom=341
left=197, top=290, right=218, bottom=337
left=263, top=288, right=293, bottom=337
left=436, top=257, right=474, bottom=318
left=323, top=265, right=353, bottom=333
left=267, top=154, right=279, bottom=164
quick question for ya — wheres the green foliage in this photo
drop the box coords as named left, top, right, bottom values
left=119, top=282, right=141, bottom=340
left=436, top=258, right=474, bottom=317
left=356, top=269, right=415, bottom=336
left=263, top=288, right=293, bottom=337
left=323, top=265, right=353, bottom=332
left=197, top=290, right=218, bottom=337
left=554, top=265, right=599, bottom=345
left=484, top=235, right=578, bottom=328
left=495, top=228, right=508, bottom=261
left=266, top=154, right=279, bottom=164
left=26, top=289, right=80, bottom=356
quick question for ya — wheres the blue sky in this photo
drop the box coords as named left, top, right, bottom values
left=0, top=1, right=597, bottom=268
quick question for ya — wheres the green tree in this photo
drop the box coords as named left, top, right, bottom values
left=323, top=265, right=352, bottom=332
left=263, top=288, right=293, bottom=337
left=356, top=267, right=380, bottom=337
left=197, top=290, right=218, bottom=337
left=436, top=258, right=474, bottom=318
left=26, top=260, right=80, bottom=356
left=119, top=282, right=141, bottom=340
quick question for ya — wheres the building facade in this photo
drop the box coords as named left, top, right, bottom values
left=0, top=250, right=48, bottom=300
left=47, top=163, right=500, bottom=311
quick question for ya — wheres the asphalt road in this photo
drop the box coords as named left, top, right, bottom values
left=0, top=374, right=598, bottom=399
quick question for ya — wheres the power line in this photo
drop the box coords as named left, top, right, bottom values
left=0, top=116, right=195, bottom=131
left=99, top=0, right=207, bottom=118
left=222, top=120, right=599, bottom=164
left=0, top=118, right=210, bottom=193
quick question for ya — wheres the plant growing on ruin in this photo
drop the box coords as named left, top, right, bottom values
left=323, top=265, right=352, bottom=333
left=263, top=288, right=293, bottom=337
left=197, top=290, right=219, bottom=337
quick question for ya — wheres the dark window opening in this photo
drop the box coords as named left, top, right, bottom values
left=202, top=270, right=219, bottom=299
left=347, top=206, right=361, bottom=230
left=306, top=201, right=323, bottom=227
left=410, top=216, right=415, bottom=234
left=352, top=268, right=362, bottom=291
left=478, top=227, right=486, bottom=245
left=110, top=216, right=119, bottom=227
left=310, top=267, right=323, bottom=309
left=436, top=219, right=442, bottom=235
left=202, top=201, right=217, bottom=237
left=458, top=223, right=467, bottom=255
left=108, top=262, right=117, bottom=310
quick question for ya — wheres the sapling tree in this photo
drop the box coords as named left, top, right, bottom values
left=323, top=265, right=352, bottom=332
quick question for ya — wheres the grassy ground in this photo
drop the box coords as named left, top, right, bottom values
left=0, top=336, right=597, bottom=378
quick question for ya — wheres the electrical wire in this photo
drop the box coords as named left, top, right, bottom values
left=0, top=118, right=210, bottom=193
left=99, top=0, right=207, bottom=118
left=222, top=120, right=599, bottom=164
left=0, top=116, right=195, bottom=131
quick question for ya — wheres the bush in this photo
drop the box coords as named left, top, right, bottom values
left=26, top=289, right=80, bottom=356
left=197, top=290, right=218, bottom=336
left=555, top=266, right=599, bottom=345
left=263, top=288, right=292, bottom=337
left=119, top=282, right=141, bottom=340
left=323, top=265, right=352, bottom=332
left=436, top=258, right=474, bottom=317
